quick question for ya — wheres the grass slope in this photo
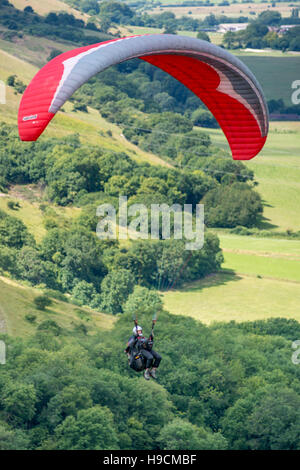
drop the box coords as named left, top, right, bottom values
left=9, top=0, right=88, bottom=20
left=0, top=185, right=80, bottom=243
left=0, top=276, right=115, bottom=337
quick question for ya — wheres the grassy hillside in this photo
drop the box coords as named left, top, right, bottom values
left=9, top=0, right=88, bottom=19
left=0, top=276, right=116, bottom=337
left=0, top=185, right=80, bottom=243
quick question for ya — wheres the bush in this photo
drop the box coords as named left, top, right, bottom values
left=7, top=201, right=20, bottom=210
left=47, top=49, right=63, bottom=61
left=34, top=295, right=52, bottom=311
left=72, top=281, right=97, bottom=307
left=6, top=75, right=16, bottom=87
left=25, top=313, right=37, bottom=323
left=37, top=320, right=61, bottom=335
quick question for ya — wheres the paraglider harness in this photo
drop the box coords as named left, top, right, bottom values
left=127, top=316, right=156, bottom=373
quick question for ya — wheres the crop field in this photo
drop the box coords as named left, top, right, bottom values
left=151, top=2, right=295, bottom=19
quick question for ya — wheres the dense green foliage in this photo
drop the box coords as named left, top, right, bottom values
left=1, top=312, right=300, bottom=450
left=0, top=122, right=256, bottom=211
left=202, top=182, right=263, bottom=228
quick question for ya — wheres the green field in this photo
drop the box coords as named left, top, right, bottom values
left=218, top=233, right=300, bottom=256
left=223, top=252, right=300, bottom=282
left=163, top=271, right=300, bottom=324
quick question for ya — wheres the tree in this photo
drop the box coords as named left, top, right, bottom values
left=47, top=49, right=63, bottom=62
left=163, top=21, right=177, bottom=35
left=191, top=109, right=218, bottom=128
left=54, top=406, right=119, bottom=450
left=246, top=387, right=300, bottom=450
left=123, top=286, right=163, bottom=318
left=1, top=382, right=37, bottom=424
left=0, top=209, right=35, bottom=248
left=34, top=295, right=53, bottom=311
left=289, top=36, right=300, bottom=51
left=6, top=75, right=16, bottom=87
left=158, top=418, right=228, bottom=450
left=100, top=269, right=135, bottom=314
left=99, top=1, right=134, bottom=24
left=24, top=6, right=34, bottom=13
left=202, top=183, right=263, bottom=228
left=72, top=280, right=97, bottom=306
left=45, top=12, right=58, bottom=25
left=257, top=11, right=282, bottom=26
left=0, top=422, right=29, bottom=450
left=43, top=385, right=92, bottom=429
left=203, top=158, right=254, bottom=184
left=197, top=31, right=211, bottom=42
left=0, top=245, right=17, bottom=272
left=60, top=229, right=106, bottom=288
left=17, top=247, right=57, bottom=287
left=204, top=14, right=218, bottom=27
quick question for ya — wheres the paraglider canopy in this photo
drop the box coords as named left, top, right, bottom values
left=18, top=34, right=268, bottom=160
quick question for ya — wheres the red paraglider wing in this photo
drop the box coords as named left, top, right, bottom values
left=18, top=35, right=268, bottom=160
